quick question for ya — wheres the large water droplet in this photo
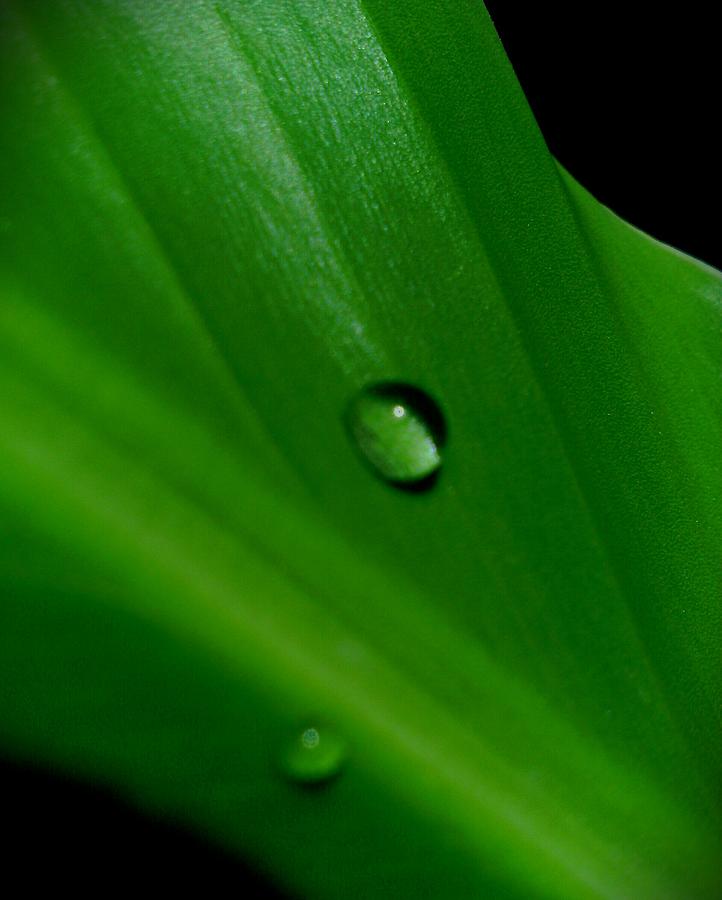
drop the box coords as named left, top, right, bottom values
left=279, top=722, right=347, bottom=786
left=346, top=383, right=445, bottom=488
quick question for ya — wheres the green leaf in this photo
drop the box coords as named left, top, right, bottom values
left=1, top=1, right=720, bottom=897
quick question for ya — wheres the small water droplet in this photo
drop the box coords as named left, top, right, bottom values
left=346, top=383, right=446, bottom=489
left=279, top=722, right=347, bottom=786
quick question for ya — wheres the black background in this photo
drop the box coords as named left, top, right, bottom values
left=1, top=3, right=718, bottom=896
left=486, top=1, right=720, bottom=270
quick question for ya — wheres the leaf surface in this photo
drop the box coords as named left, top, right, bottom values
left=1, top=2, right=720, bottom=897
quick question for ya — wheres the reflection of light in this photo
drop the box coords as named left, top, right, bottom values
left=301, top=727, right=320, bottom=749
left=392, top=404, right=406, bottom=418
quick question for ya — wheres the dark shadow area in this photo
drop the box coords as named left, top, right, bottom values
left=486, top=1, right=721, bottom=270
left=0, top=755, right=288, bottom=897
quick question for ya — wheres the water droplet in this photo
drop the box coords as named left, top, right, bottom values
left=346, top=383, right=446, bottom=488
left=279, top=722, right=347, bottom=786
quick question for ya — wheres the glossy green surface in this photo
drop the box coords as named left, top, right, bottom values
left=0, top=1, right=720, bottom=897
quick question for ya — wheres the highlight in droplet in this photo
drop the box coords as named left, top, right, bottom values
left=279, top=722, right=347, bottom=786
left=346, top=382, right=446, bottom=489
